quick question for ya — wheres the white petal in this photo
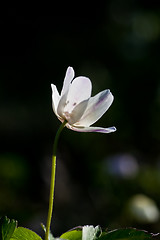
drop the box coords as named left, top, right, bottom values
left=67, top=125, right=116, bottom=133
left=67, top=99, right=89, bottom=125
left=57, top=90, right=68, bottom=117
left=64, top=76, right=92, bottom=113
left=77, top=90, right=114, bottom=127
left=51, top=84, right=60, bottom=116
left=61, top=66, right=75, bottom=96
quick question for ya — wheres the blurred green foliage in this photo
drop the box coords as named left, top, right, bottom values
left=0, top=0, right=160, bottom=237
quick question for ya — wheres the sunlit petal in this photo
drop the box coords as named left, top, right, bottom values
left=67, top=99, right=89, bottom=125
left=61, top=66, right=75, bottom=96
left=77, top=90, right=113, bottom=127
left=51, top=84, right=60, bottom=116
left=57, top=90, right=68, bottom=117
left=64, top=76, right=92, bottom=113
left=67, top=125, right=116, bottom=133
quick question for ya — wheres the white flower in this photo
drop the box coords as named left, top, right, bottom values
left=51, top=67, right=116, bottom=133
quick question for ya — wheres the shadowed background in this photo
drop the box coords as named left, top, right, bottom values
left=0, top=1, right=160, bottom=237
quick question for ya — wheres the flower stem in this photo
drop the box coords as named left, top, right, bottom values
left=45, top=120, right=67, bottom=240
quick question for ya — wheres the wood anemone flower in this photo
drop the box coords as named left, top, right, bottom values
left=51, top=67, right=116, bottom=133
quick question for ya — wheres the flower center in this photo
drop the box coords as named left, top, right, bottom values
left=62, top=100, right=79, bottom=123
left=63, top=111, right=71, bottom=121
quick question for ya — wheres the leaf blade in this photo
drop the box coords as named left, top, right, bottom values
left=0, top=216, right=17, bottom=240
left=10, top=227, right=42, bottom=240
left=99, top=228, right=153, bottom=240
left=60, top=229, right=82, bottom=240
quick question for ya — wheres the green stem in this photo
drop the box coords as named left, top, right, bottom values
left=45, top=120, right=67, bottom=240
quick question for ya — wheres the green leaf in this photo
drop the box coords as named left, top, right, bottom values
left=60, top=227, right=82, bottom=240
left=60, top=225, right=102, bottom=240
left=82, top=225, right=102, bottom=240
left=99, top=228, right=153, bottom=240
left=10, top=227, right=42, bottom=240
left=0, top=216, right=17, bottom=240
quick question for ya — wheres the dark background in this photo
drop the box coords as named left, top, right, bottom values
left=0, top=1, right=160, bottom=237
